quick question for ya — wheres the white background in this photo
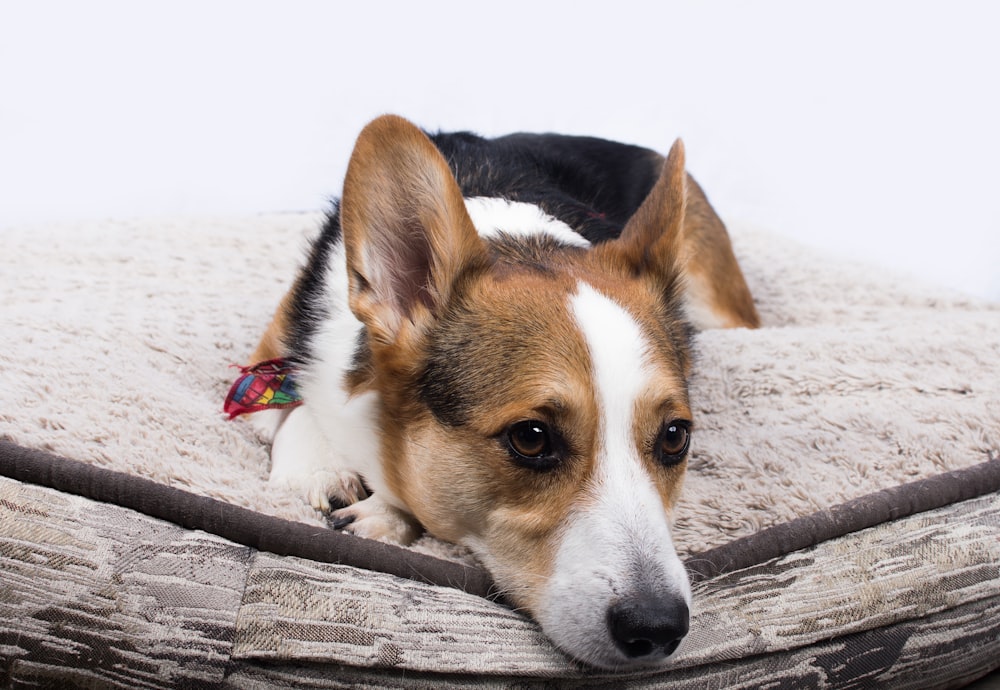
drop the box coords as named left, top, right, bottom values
left=2, top=1, right=998, bottom=299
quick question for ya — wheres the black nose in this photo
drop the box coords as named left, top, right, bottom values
left=607, top=594, right=689, bottom=659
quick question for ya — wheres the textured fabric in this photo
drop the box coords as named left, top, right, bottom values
left=0, top=440, right=494, bottom=597
left=0, top=477, right=247, bottom=687
left=1, top=214, right=998, bottom=562
left=224, top=596, right=1000, bottom=689
left=3, top=475, right=998, bottom=686
left=2, top=213, right=1000, bottom=686
left=686, top=455, right=1000, bottom=582
left=4, top=438, right=999, bottom=598
left=230, top=493, right=1000, bottom=678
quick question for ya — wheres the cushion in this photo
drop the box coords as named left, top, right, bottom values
left=1, top=214, right=998, bottom=686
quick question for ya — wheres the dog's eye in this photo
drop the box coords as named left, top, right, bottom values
left=508, top=421, right=551, bottom=458
left=506, top=420, right=555, bottom=466
left=656, top=420, right=691, bottom=466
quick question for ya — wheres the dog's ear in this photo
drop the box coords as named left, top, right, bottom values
left=341, top=115, right=486, bottom=347
left=607, top=139, right=687, bottom=277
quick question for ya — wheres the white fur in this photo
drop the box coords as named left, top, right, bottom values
left=269, top=404, right=367, bottom=511
left=268, top=242, right=399, bottom=514
left=534, top=282, right=691, bottom=668
left=464, top=197, right=591, bottom=248
left=272, top=198, right=590, bottom=513
left=268, top=241, right=426, bottom=543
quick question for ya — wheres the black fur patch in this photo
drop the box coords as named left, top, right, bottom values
left=290, top=129, right=671, bottom=369
left=285, top=202, right=344, bottom=367
left=429, top=130, right=661, bottom=242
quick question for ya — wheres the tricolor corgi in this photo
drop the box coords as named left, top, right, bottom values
left=235, top=115, right=759, bottom=670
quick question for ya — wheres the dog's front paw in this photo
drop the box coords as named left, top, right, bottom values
left=272, top=468, right=367, bottom=513
left=268, top=405, right=368, bottom=513
left=331, top=496, right=422, bottom=545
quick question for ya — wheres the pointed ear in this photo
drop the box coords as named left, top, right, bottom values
left=611, top=138, right=687, bottom=275
left=340, top=115, right=486, bottom=345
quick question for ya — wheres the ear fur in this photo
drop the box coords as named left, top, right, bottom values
left=609, top=138, right=687, bottom=276
left=341, top=115, right=486, bottom=347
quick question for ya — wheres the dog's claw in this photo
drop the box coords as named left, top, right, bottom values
left=329, top=514, right=356, bottom=530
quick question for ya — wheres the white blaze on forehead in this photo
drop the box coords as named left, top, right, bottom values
left=569, top=281, right=650, bottom=466
left=567, top=281, right=674, bottom=557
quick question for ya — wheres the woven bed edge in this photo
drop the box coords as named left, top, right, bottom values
left=685, top=452, right=1000, bottom=582
left=0, top=439, right=492, bottom=597
left=2, top=438, right=998, bottom=594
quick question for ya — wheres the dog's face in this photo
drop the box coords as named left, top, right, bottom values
left=341, top=116, right=693, bottom=669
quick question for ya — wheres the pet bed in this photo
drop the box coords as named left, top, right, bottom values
left=1, top=214, right=998, bottom=688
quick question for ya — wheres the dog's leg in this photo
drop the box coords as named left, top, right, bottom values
left=269, top=404, right=367, bottom=513
left=247, top=280, right=369, bottom=512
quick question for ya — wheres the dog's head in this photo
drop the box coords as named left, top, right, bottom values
left=341, top=115, right=693, bottom=669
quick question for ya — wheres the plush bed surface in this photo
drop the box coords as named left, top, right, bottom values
left=1, top=213, right=997, bottom=557
left=2, top=213, right=1000, bottom=687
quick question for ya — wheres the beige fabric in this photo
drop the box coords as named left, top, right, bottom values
left=232, top=494, right=1000, bottom=676
left=1, top=214, right=998, bottom=562
left=0, top=476, right=245, bottom=686
left=3, top=475, right=998, bottom=686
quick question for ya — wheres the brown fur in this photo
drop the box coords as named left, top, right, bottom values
left=248, top=285, right=297, bottom=363
left=375, top=264, right=692, bottom=612
left=680, top=173, right=761, bottom=328
left=247, top=116, right=755, bottom=620
left=250, top=127, right=757, bottom=366
left=340, top=115, right=488, bottom=349
left=336, top=120, right=698, bottom=613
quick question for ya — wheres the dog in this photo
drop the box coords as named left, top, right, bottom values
left=236, top=115, right=759, bottom=670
